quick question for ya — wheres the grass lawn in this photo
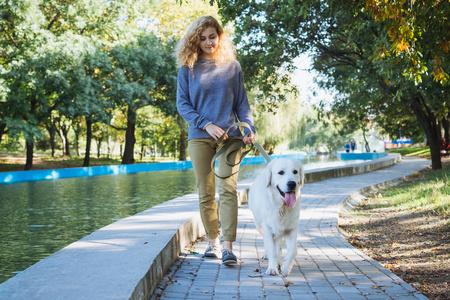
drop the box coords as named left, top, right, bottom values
left=388, top=145, right=431, bottom=158
left=358, top=158, right=449, bottom=217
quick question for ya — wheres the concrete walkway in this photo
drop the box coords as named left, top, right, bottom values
left=151, top=157, right=430, bottom=300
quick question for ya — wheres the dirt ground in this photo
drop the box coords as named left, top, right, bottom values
left=0, top=154, right=72, bottom=171
left=0, top=154, right=122, bottom=172
left=339, top=158, right=450, bottom=300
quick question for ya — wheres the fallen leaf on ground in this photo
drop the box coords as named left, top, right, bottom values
left=285, top=281, right=294, bottom=287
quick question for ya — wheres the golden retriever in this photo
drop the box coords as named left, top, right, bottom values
left=248, top=158, right=304, bottom=276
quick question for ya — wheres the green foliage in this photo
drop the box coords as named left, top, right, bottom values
left=216, top=0, right=311, bottom=106
left=0, top=0, right=147, bottom=145
left=148, top=0, right=220, bottom=41
left=0, top=0, right=184, bottom=163
left=366, top=0, right=449, bottom=85
left=216, top=0, right=448, bottom=169
left=105, top=34, right=166, bottom=110
left=375, top=110, right=425, bottom=144
left=35, top=136, right=51, bottom=152
left=136, top=106, right=180, bottom=157
left=251, top=89, right=345, bottom=154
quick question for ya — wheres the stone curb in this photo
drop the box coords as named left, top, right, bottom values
left=304, top=153, right=401, bottom=184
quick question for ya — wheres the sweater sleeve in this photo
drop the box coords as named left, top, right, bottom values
left=234, top=62, right=255, bottom=135
left=176, top=67, right=211, bottom=129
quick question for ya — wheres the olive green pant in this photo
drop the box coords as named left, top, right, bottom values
left=188, top=138, right=242, bottom=242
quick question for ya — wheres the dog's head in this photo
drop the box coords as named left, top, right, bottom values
left=266, top=158, right=304, bottom=207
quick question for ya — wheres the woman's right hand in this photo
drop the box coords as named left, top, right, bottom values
left=205, top=123, right=227, bottom=141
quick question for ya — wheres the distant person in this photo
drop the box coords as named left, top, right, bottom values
left=345, top=141, right=350, bottom=153
left=175, top=16, right=255, bottom=266
left=351, top=139, right=356, bottom=152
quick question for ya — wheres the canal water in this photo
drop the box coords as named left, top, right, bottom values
left=0, top=155, right=356, bottom=283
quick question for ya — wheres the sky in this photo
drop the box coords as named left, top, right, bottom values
left=291, top=53, right=335, bottom=109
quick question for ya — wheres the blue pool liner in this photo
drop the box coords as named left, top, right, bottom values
left=0, top=153, right=308, bottom=185
left=0, top=152, right=385, bottom=185
left=338, top=152, right=387, bottom=160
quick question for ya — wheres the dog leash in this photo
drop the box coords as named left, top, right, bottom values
left=211, top=122, right=271, bottom=179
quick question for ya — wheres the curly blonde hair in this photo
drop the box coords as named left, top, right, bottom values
left=175, top=16, right=235, bottom=69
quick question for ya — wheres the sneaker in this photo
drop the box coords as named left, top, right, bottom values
left=204, top=243, right=222, bottom=258
left=222, top=249, right=237, bottom=265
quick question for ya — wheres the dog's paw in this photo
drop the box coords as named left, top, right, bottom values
left=280, top=262, right=293, bottom=277
left=265, top=266, right=280, bottom=276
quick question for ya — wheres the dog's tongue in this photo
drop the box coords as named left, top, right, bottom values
left=284, top=192, right=296, bottom=207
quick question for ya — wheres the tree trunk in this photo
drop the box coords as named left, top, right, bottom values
left=178, top=113, right=187, bottom=161
left=107, top=132, right=111, bottom=159
left=122, top=106, right=136, bottom=165
left=437, top=119, right=443, bottom=139
left=24, top=140, right=34, bottom=171
left=405, top=95, right=442, bottom=170
left=74, top=120, right=82, bottom=157
left=362, top=128, right=370, bottom=152
left=427, top=125, right=442, bottom=170
left=0, top=124, right=6, bottom=143
left=140, top=144, right=144, bottom=160
left=96, top=138, right=103, bottom=158
left=48, top=129, right=56, bottom=157
left=174, top=140, right=177, bottom=160
left=60, top=125, right=71, bottom=157
left=83, top=117, right=93, bottom=167
left=443, top=112, right=450, bottom=144
left=161, top=141, right=166, bottom=157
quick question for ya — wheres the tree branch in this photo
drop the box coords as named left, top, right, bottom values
left=47, top=12, right=62, bottom=31
left=109, top=124, right=127, bottom=131
left=1, top=26, right=18, bottom=48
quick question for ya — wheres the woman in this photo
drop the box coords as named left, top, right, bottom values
left=175, top=16, right=255, bottom=265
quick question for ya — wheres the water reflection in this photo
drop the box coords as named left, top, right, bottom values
left=0, top=155, right=341, bottom=283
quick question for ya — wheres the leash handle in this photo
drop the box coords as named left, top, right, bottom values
left=216, top=121, right=250, bottom=145
left=211, top=122, right=271, bottom=179
left=220, top=122, right=271, bottom=163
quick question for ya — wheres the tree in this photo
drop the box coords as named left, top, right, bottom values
left=62, top=44, right=113, bottom=167
left=148, top=0, right=220, bottom=161
left=251, top=89, right=307, bottom=154
left=365, top=0, right=449, bottom=85
left=1, top=1, right=55, bottom=169
left=1, top=38, right=75, bottom=169
left=215, top=0, right=449, bottom=169
left=0, top=0, right=156, bottom=169
left=72, top=117, right=84, bottom=156
left=135, top=106, right=179, bottom=160
left=105, top=34, right=176, bottom=164
left=310, top=0, right=449, bottom=168
left=56, top=116, right=73, bottom=157
left=92, top=123, right=109, bottom=158
left=41, top=113, right=59, bottom=157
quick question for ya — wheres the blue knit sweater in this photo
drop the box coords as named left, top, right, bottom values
left=177, top=58, right=255, bottom=140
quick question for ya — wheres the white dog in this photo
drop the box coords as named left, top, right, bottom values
left=248, top=158, right=304, bottom=276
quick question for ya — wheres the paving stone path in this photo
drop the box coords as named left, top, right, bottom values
left=151, top=157, right=430, bottom=300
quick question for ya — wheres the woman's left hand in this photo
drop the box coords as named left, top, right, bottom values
left=243, top=132, right=255, bottom=145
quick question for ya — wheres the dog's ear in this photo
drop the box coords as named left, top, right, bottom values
left=265, top=161, right=273, bottom=188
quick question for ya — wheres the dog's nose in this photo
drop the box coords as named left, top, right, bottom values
left=287, top=181, right=296, bottom=190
